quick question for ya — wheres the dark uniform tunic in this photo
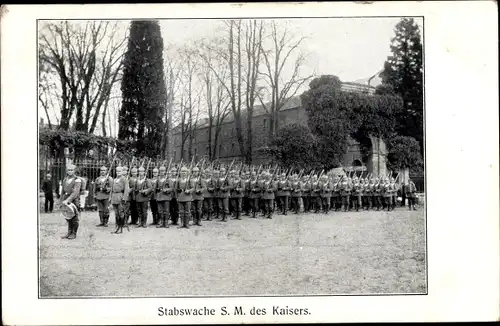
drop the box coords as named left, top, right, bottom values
left=149, top=177, right=159, bottom=225
left=110, top=176, right=128, bottom=227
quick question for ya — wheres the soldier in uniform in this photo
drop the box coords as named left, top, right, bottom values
left=319, top=173, right=331, bottom=214
left=351, top=176, right=362, bottom=212
left=169, top=166, right=180, bottom=225
left=331, top=175, right=341, bottom=211
left=340, top=175, right=351, bottom=212
left=233, top=169, right=247, bottom=220
left=289, top=173, right=301, bottom=214
left=383, top=178, right=392, bottom=211
left=155, top=165, right=172, bottom=228
left=60, top=164, right=82, bottom=240
left=301, top=175, right=311, bottom=213
left=249, top=170, right=262, bottom=218
left=216, top=167, right=231, bottom=222
left=149, top=167, right=160, bottom=226
left=135, top=166, right=152, bottom=227
left=176, top=166, right=194, bottom=228
left=191, top=166, right=204, bottom=226
left=127, top=167, right=139, bottom=225
left=110, top=166, right=129, bottom=234
left=93, top=166, right=113, bottom=227
left=363, top=177, right=374, bottom=210
left=391, top=177, right=399, bottom=210
left=276, top=173, right=291, bottom=215
left=404, top=178, right=418, bottom=210
left=202, top=168, right=216, bottom=221
left=262, top=171, right=277, bottom=219
left=371, top=177, right=380, bottom=210
left=241, top=170, right=251, bottom=216
left=310, top=174, right=321, bottom=213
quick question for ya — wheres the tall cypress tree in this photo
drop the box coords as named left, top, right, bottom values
left=118, top=20, right=166, bottom=157
left=381, top=18, right=423, bottom=154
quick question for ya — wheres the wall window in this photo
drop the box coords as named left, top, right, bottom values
left=173, top=150, right=176, bottom=160
left=231, top=143, right=235, bottom=152
left=194, top=148, right=198, bottom=156
left=206, top=145, right=210, bottom=154
left=263, top=119, right=267, bottom=128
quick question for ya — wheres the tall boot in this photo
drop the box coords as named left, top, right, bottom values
left=196, top=210, right=202, bottom=226
left=96, top=212, right=104, bottom=227
left=103, top=213, right=109, bottom=227
left=221, top=211, right=227, bottom=222
left=67, top=219, right=78, bottom=240
left=156, top=212, right=164, bottom=228
left=61, top=220, right=72, bottom=239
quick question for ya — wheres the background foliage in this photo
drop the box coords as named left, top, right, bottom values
left=118, top=20, right=167, bottom=157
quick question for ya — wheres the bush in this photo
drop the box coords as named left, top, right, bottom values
left=386, top=135, right=423, bottom=171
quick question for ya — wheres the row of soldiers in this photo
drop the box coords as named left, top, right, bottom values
left=90, top=160, right=418, bottom=235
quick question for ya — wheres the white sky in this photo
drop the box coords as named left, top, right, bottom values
left=39, top=17, right=423, bottom=136
left=160, top=18, right=423, bottom=82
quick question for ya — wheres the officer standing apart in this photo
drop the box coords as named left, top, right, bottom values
left=60, top=164, right=82, bottom=240
left=110, top=166, right=129, bottom=234
left=42, top=173, right=56, bottom=213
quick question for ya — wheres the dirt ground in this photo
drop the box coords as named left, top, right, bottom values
left=39, top=207, right=426, bottom=297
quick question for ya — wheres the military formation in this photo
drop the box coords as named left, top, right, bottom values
left=58, top=157, right=419, bottom=240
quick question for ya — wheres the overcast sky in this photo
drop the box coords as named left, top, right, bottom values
left=160, top=17, right=423, bottom=82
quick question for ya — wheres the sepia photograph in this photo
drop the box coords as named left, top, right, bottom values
left=37, top=16, right=427, bottom=298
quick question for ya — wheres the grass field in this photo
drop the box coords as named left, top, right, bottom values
left=39, top=207, right=426, bottom=297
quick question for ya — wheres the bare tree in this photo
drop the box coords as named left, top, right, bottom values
left=258, top=21, right=315, bottom=141
left=196, top=40, right=231, bottom=160
left=174, top=45, right=203, bottom=161
left=38, top=21, right=127, bottom=133
left=243, top=20, right=264, bottom=163
left=162, top=47, right=183, bottom=159
left=199, top=20, right=263, bottom=164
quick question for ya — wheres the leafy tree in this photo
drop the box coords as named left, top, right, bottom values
left=386, top=135, right=423, bottom=172
left=300, top=75, right=350, bottom=167
left=268, top=123, right=319, bottom=170
left=374, top=84, right=396, bottom=96
left=301, top=75, right=403, bottom=168
left=118, top=20, right=166, bottom=157
left=380, top=18, right=423, bottom=153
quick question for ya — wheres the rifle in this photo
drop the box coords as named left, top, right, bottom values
left=224, top=159, right=235, bottom=181
left=265, top=164, right=280, bottom=191
left=184, top=156, right=196, bottom=191
left=167, top=157, right=173, bottom=174
left=297, top=169, right=304, bottom=179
